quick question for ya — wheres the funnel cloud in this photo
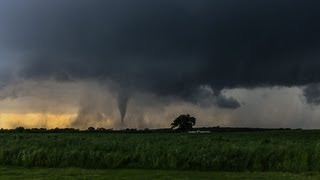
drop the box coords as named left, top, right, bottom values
left=117, top=92, right=129, bottom=125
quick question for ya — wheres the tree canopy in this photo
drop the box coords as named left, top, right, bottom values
left=171, top=114, right=196, bottom=132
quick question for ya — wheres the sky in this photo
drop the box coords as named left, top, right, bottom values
left=1, top=0, right=320, bottom=129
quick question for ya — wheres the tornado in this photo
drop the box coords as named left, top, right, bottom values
left=117, top=92, right=129, bottom=126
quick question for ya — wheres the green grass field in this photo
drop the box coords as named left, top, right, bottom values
left=1, top=130, right=320, bottom=173
left=1, top=167, right=320, bottom=180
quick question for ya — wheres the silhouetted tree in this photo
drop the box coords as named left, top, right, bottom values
left=87, top=127, right=95, bottom=132
left=15, top=127, right=25, bottom=133
left=171, top=114, right=196, bottom=132
left=96, top=127, right=106, bottom=132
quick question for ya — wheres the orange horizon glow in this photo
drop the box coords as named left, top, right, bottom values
left=0, top=113, right=78, bottom=129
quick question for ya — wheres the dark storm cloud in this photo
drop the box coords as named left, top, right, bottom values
left=1, top=0, right=320, bottom=103
left=303, top=84, right=320, bottom=105
left=194, top=85, right=241, bottom=109
left=215, top=95, right=240, bottom=109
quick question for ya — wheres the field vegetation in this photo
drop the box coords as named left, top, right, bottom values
left=1, top=167, right=319, bottom=180
left=1, top=130, right=320, bottom=172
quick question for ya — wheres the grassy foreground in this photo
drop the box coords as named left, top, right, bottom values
left=1, top=167, right=320, bottom=180
left=1, top=130, right=320, bottom=171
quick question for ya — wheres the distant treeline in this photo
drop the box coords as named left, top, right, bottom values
left=0, top=126, right=297, bottom=133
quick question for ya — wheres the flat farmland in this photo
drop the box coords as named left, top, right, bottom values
left=1, top=167, right=320, bottom=180
left=1, top=130, right=320, bottom=172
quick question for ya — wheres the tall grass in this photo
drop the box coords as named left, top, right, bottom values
left=0, top=131, right=320, bottom=172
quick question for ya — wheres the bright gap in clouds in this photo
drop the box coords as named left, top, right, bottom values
left=0, top=113, right=77, bottom=129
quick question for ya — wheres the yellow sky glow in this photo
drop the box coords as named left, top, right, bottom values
left=0, top=113, right=77, bottom=129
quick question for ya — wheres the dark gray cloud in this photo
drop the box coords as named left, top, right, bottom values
left=194, top=85, right=240, bottom=109
left=303, top=84, right=320, bottom=105
left=1, top=0, right=320, bottom=105
left=215, top=95, right=240, bottom=109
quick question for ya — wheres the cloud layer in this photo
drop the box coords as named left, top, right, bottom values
left=1, top=1, right=320, bottom=89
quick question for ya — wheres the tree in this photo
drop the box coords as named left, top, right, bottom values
left=171, top=114, right=196, bottom=132
left=15, top=127, right=25, bottom=133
